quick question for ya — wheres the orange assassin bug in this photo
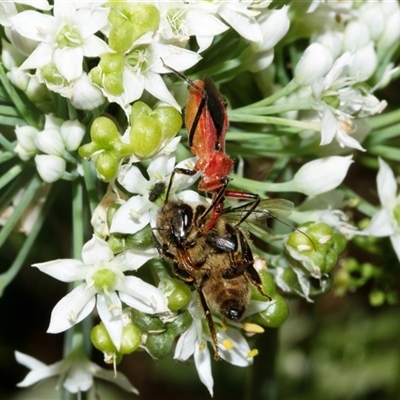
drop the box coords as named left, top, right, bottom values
left=161, top=60, right=259, bottom=229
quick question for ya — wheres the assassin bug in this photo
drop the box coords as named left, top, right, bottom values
left=161, top=60, right=260, bottom=229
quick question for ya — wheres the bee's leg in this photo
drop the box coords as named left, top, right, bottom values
left=196, top=286, right=220, bottom=361
left=244, top=264, right=272, bottom=301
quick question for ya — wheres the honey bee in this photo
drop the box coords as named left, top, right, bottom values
left=153, top=196, right=293, bottom=360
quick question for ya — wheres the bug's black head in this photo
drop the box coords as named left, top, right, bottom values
left=220, top=300, right=245, bottom=322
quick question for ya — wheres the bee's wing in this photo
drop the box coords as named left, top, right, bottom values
left=223, top=198, right=294, bottom=230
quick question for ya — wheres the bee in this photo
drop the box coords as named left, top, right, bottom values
left=153, top=194, right=294, bottom=360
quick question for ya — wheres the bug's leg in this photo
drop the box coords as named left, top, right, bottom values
left=196, top=283, right=220, bottom=361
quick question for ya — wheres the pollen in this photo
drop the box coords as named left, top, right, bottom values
left=129, top=208, right=141, bottom=219
left=222, top=339, right=234, bottom=350
left=243, top=322, right=265, bottom=334
left=247, top=349, right=259, bottom=359
left=68, top=310, right=77, bottom=323
left=297, top=244, right=312, bottom=252
left=318, top=235, right=332, bottom=244
left=199, top=341, right=206, bottom=352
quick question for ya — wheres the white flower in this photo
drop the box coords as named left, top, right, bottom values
left=10, top=1, right=109, bottom=82
left=216, top=0, right=263, bottom=43
left=15, top=338, right=138, bottom=395
left=15, top=125, right=39, bottom=161
left=295, top=43, right=334, bottom=86
left=60, top=120, right=85, bottom=152
left=101, top=36, right=201, bottom=114
left=69, top=73, right=105, bottom=110
left=248, top=5, right=290, bottom=72
left=35, top=154, right=66, bottom=183
left=32, top=235, right=167, bottom=350
left=362, top=158, right=400, bottom=260
left=174, top=295, right=253, bottom=397
left=294, top=156, right=353, bottom=196
left=157, top=1, right=229, bottom=53
left=111, top=153, right=200, bottom=235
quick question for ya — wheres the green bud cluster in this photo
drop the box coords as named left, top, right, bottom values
left=78, top=102, right=182, bottom=181
left=160, top=277, right=192, bottom=311
left=90, top=321, right=141, bottom=359
left=108, top=2, right=160, bottom=53
left=249, top=269, right=289, bottom=328
left=131, top=309, right=192, bottom=359
left=286, top=222, right=347, bottom=276
left=108, top=225, right=154, bottom=254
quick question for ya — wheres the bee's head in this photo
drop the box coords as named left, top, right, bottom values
left=220, top=301, right=245, bottom=322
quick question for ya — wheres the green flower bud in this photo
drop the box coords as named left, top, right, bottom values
left=103, top=72, right=124, bottom=96
left=130, top=101, right=153, bottom=124
left=369, top=289, right=385, bottom=307
left=108, top=4, right=160, bottom=52
left=107, top=204, right=121, bottom=229
left=101, top=53, right=125, bottom=74
left=90, top=117, right=120, bottom=150
left=161, top=278, right=192, bottom=311
left=108, top=233, right=126, bottom=254
left=125, top=225, right=154, bottom=250
left=322, top=248, right=338, bottom=274
left=146, top=330, right=174, bottom=359
left=333, top=231, right=347, bottom=254
left=151, top=106, right=182, bottom=141
left=251, top=270, right=276, bottom=301
left=131, top=309, right=165, bottom=332
left=130, top=116, right=162, bottom=159
left=252, top=294, right=289, bottom=328
left=40, top=63, right=65, bottom=86
left=166, top=311, right=193, bottom=337
left=91, top=323, right=117, bottom=353
left=94, top=151, right=120, bottom=182
left=120, top=323, right=142, bottom=354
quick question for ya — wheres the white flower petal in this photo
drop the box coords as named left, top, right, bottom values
left=32, top=259, right=86, bottom=282
left=319, top=105, right=338, bottom=145
left=10, top=10, right=57, bottom=41
left=64, top=361, right=93, bottom=393
left=117, top=276, right=168, bottom=314
left=47, top=284, right=96, bottom=333
left=115, top=248, right=157, bottom=272
left=54, top=47, right=83, bottom=82
left=17, top=360, right=64, bottom=387
left=15, top=351, right=46, bottom=370
left=194, top=344, right=214, bottom=397
left=118, top=164, right=149, bottom=194
left=218, top=328, right=252, bottom=367
left=174, top=324, right=196, bottom=361
left=97, top=293, right=123, bottom=350
left=110, top=196, right=150, bottom=235
left=377, top=158, right=397, bottom=208
left=390, top=232, right=400, bottom=261
left=81, top=235, right=114, bottom=266
left=144, top=72, right=180, bottom=110
left=34, top=154, right=66, bottom=183
left=294, top=156, right=353, bottom=196
left=363, top=209, right=395, bottom=237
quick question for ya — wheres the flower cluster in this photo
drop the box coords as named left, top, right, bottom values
left=0, top=0, right=399, bottom=398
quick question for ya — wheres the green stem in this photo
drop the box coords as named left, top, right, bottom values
left=81, top=158, right=98, bottom=215
left=0, top=183, right=57, bottom=296
left=0, top=163, right=24, bottom=191
left=230, top=174, right=297, bottom=194
left=231, top=99, right=312, bottom=115
left=0, top=63, right=39, bottom=128
left=245, top=79, right=300, bottom=108
left=0, top=174, right=42, bottom=249
left=370, top=107, right=400, bottom=130
left=228, top=113, right=320, bottom=132
left=72, top=177, right=84, bottom=259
